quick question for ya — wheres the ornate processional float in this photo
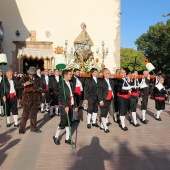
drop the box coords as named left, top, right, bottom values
left=54, top=23, right=156, bottom=79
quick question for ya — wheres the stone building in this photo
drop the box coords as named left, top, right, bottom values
left=0, top=0, right=121, bottom=73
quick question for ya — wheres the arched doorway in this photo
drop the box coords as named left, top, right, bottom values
left=23, top=58, right=44, bottom=73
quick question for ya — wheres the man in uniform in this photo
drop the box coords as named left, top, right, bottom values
left=1, top=70, right=19, bottom=127
left=41, top=69, right=50, bottom=113
left=117, top=69, right=131, bottom=131
left=84, top=68, right=99, bottom=129
left=139, top=70, right=150, bottom=124
left=49, top=69, right=61, bottom=117
left=97, top=68, right=114, bottom=133
left=71, top=68, right=84, bottom=122
left=53, top=69, right=78, bottom=145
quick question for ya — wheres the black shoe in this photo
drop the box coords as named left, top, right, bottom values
left=50, top=115, right=54, bottom=118
left=65, top=139, right=75, bottom=145
left=92, top=123, right=100, bottom=127
left=113, top=119, right=118, bottom=123
left=106, top=122, right=112, bottom=126
left=19, top=129, right=25, bottom=134
left=133, top=123, right=140, bottom=127
left=141, top=119, right=149, bottom=124
left=87, top=124, right=91, bottom=129
left=14, top=124, right=19, bottom=127
left=53, top=136, right=60, bottom=145
left=30, top=129, right=42, bottom=133
left=0, top=113, right=4, bottom=117
left=104, top=129, right=110, bottom=133
left=155, top=117, right=162, bottom=121
left=6, top=123, right=11, bottom=127
left=41, top=111, right=45, bottom=113
left=121, top=126, right=128, bottom=131
left=100, top=127, right=104, bottom=130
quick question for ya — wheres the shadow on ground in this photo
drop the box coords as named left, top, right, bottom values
left=69, top=137, right=170, bottom=170
left=0, top=128, right=21, bottom=166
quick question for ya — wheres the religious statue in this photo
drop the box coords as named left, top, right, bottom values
left=73, top=23, right=94, bottom=72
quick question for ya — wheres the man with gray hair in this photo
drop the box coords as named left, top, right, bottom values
left=139, top=70, right=150, bottom=124
left=1, top=70, right=19, bottom=127
left=97, top=68, right=114, bottom=133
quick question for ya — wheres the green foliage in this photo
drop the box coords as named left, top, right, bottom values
left=120, top=48, right=145, bottom=72
left=135, top=19, right=170, bottom=73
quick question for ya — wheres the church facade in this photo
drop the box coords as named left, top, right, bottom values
left=0, top=0, right=121, bottom=73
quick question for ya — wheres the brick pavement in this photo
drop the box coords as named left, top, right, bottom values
left=0, top=99, right=170, bottom=170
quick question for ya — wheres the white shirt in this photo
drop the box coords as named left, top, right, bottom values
left=55, top=76, right=59, bottom=82
left=93, top=76, right=97, bottom=83
left=75, top=76, right=83, bottom=91
left=66, top=81, right=74, bottom=105
left=45, top=75, right=49, bottom=85
left=9, top=80, right=16, bottom=94
left=66, top=81, right=73, bottom=96
left=0, top=76, right=2, bottom=83
left=122, top=78, right=131, bottom=90
left=37, top=74, right=41, bottom=78
left=105, top=78, right=112, bottom=90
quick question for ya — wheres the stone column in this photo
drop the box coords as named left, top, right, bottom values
left=51, top=58, right=54, bottom=71
left=44, top=59, right=47, bottom=69
left=49, top=58, right=51, bottom=70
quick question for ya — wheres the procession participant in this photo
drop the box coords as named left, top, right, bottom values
left=41, top=69, right=50, bottom=113
left=112, top=69, right=120, bottom=123
left=13, top=72, right=18, bottom=82
left=36, top=68, right=42, bottom=78
left=117, top=69, right=131, bottom=131
left=48, top=69, right=52, bottom=76
left=84, top=68, right=99, bottom=129
left=53, top=69, right=78, bottom=145
left=139, top=70, right=150, bottom=124
left=153, top=75, right=167, bottom=121
left=1, top=70, right=19, bottom=127
left=49, top=69, right=61, bottom=118
left=16, top=72, right=24, bottom=105
left=0, top=69, right=4, bottom=117
left=41, top=70, right=44, bottom=75
left=17, top=66, right=42, bottom=134
left=97, top=68, right=114, bottom=133
left=129, top=70, right=140, bottom=127
left=71, top=68, right=84, bottom=122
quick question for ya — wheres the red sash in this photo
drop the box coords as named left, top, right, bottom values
left=131, top=89, right=139, bottom=97
left=106, top=90, right=113, bottom=100
left=155, top=97, right=165, bottom=100
left=9, top=93, right=15, bottom=99
left=117, top=92, right=130, bottom=99
left=46, top=85, right=49, bottom=90
left=74, top=86, right=81, bottom=95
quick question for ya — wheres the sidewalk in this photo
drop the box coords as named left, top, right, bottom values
left=0, top=99, right=170, bottom=170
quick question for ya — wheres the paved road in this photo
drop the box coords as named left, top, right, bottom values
left=0, top=99, right=170, bottom=170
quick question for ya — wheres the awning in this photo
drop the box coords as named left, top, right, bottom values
left=17, top=48, right=55, bottom=60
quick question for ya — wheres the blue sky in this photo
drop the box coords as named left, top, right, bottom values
left=121, top=0, right=170, bottom=49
